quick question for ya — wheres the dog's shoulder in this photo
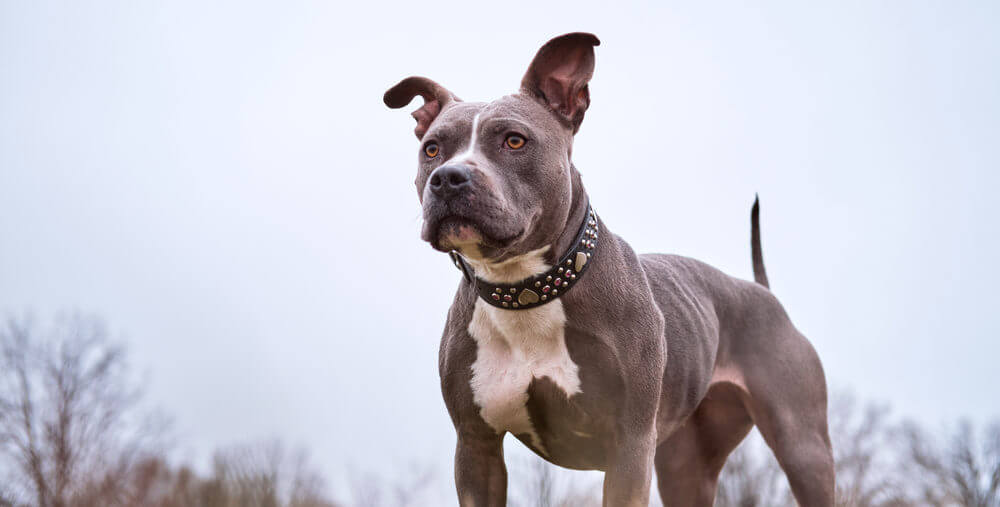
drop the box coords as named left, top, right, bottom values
left=438, top=282, right=478, bottom=375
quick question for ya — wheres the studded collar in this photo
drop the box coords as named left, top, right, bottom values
left=450, top=204, right=598, bottom=310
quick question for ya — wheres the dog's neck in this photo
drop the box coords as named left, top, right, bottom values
left=455, top=171, right=598, bottom=310
left=464, top=247, right=553, bottom=284
left=466, top=169, right=590, bottom=280
left=551, top=168, right=590, bottom=267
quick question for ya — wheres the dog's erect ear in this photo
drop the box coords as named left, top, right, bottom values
left=520, top=32, right=600, bottom=134
left=384, top=76, right=461, bottom=139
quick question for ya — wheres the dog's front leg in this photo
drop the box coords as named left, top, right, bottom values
left=454, top=432, right=506, bottom=507
left=602, top=429, right=657, bottom=507
left=601, top=306, right=665, bottom=507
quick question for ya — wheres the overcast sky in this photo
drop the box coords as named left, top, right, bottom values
left=1, top=0, right=998, bottom=501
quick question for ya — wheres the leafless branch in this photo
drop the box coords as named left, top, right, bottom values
left=0, top=313, right=166, bottom=507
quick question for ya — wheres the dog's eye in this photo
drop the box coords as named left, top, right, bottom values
left=424, top=143, right=439, bottom=158
left=505, top=135, right=526, bottom=150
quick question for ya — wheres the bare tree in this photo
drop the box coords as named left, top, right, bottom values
left=827, top=391, right=909, bottom=506
left=98, top=440, right=338, bottom=507
left=715, top=430, right=790, bottom=507
left=553, top=478, right=601, bottom=507
left=347, top=469, right=383, bottom=507
left=388, top=462, right=436, bottom=507
left=896, top=418, right=1000, bottom=507
left=0, top=313, right=165, bottom=507
left=204, top=439, right=335, bottom=507
left=511, top=454, right=560, bottom=507
left=716, top=389, right=918, bottom=507
left=347, top=460, right=438, bottom=507
left=506, top=452, right=601, bottom=507
left=0, top=484, right=17, bottom=507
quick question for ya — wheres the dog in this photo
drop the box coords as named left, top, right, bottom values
left=384, top=32, right=834, bottom=506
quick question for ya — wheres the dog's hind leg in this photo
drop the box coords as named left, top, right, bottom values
left=741, top=330, right=836, bottom=506
left=654, top=383, right=754, bottom=507
left=741, top=196, right=836, bottom=504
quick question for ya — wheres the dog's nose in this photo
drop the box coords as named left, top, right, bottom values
left=429, top=165, right=472, bottom=197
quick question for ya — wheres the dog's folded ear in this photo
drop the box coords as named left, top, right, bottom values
left=520, top=32, right=600, bottom=134
left=384, top=76, right=461, bottom=139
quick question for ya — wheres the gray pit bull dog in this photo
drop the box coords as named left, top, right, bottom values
left=384, top=33, right=835, bottom=506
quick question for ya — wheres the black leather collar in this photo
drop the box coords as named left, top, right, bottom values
left=450, top=204, right=598, bottom=310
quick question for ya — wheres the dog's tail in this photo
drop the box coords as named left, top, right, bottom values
left=751, top=194, right=770, bottom=288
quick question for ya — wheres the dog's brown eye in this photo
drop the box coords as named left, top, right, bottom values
left=424, top=143, right=439, bottom=157
left=506, top=135, right=526, bottom=150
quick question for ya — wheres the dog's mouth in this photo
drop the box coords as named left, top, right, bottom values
left=437, top=217, right=485, bottom=251
left=425, top=215, right=525, bottom=258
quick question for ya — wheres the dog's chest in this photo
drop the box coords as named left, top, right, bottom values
left=467, top=299, right=581, bottom=454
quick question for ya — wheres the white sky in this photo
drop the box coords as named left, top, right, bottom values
left=2, top=1, right=998, bottom=502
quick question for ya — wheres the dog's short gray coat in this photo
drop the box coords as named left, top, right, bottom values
left=385, top=33, right=835, bottom=506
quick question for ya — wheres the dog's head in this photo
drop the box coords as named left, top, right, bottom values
left=384, top=33, right=599, bottom=262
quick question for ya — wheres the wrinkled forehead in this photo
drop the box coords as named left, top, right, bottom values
left=427, top=94, right=563, bottom=138
left=427, top=102, right=482, bottom=138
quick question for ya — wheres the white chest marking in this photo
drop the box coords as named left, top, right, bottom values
left=465, top=249, right=582, bottom=454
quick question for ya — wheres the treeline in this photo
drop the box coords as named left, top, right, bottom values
left=0, top=314, right=338, bottom=507
left=1, top=315, right=997, bottom=507
left=713, top=394, right=1000, bottom=507
left=0, top=444, right=337, bottom=507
